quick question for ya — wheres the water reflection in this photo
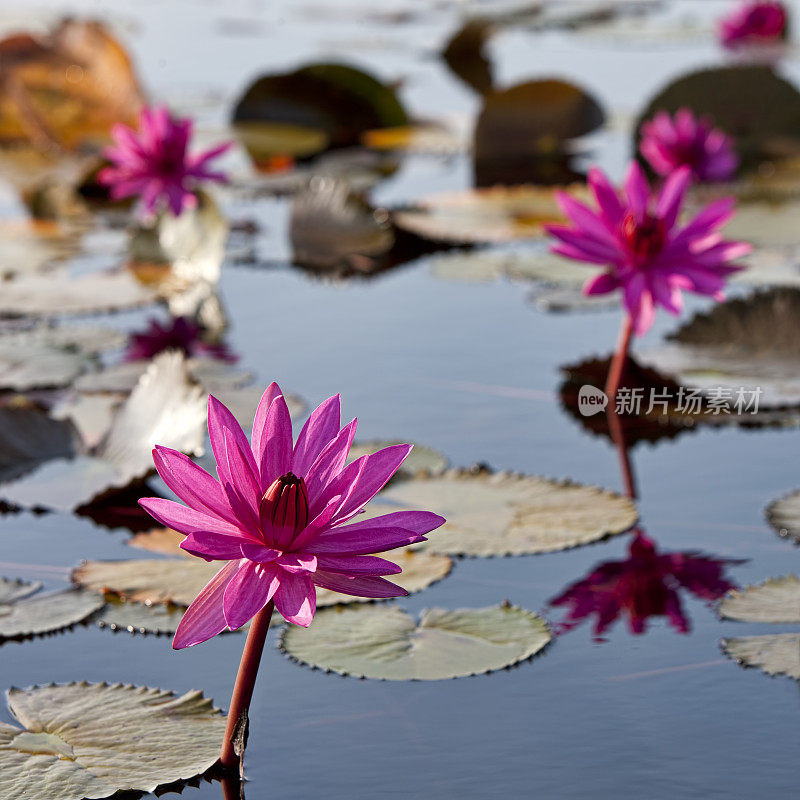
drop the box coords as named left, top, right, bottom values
left=549, top=528, right=743, bottom=641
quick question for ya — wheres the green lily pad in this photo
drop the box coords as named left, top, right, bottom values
left=718, top=576, right=800, bottom=623
left=281, top=602, right=551, bottom=680
left=347, top=440, right=448, bottom=480
left=721, top=634, right=800, bottom=680
left=373, top=468, right=637, bottom=557
left=75, top=548, right=452, bottom=613
left=95, top=600, right=188, bottom=637
left=0, top=270, right=159, bottom=317
left=0, top=682, right=226, bottom=800
left=635, top=66, right=800, bottom=170
left=0, top=579, right=103, bottom=642
left=392, top=185, right=581, bottom=244
left=766, top=489, right=800, bottom=544
left=640, top=289, right=800, bottom=408
left=0, top=352, right=207, bottom=511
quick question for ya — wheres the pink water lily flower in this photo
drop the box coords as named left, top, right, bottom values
left=640, top=109, right=738, bottom=182
left=718, top=1, right=788, bottom=48
left=124, top=316, right=237, bottom=363
left=99, top=105, right=231, bottom=217
left=139, top=384, right=445, bottom=648
left=545, top=162, right=752, bottom=335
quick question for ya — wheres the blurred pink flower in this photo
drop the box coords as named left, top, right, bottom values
left=549, top=531, right=742, bottom=639
left=545, top=162, right=751, bottom=335
left=718, top=1, right=788, bottom=48
left=139, top=384, right=445, bottom=648
left=640, top=109, right=739, bottom=182
left=99, top=106, right=231, bottom=216
left=124, top=316, right=237, bottom=363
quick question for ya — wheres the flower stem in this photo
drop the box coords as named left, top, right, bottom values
left=219, top=601, right=274, bottom=771
left=605, top=313, right=634, bottom=400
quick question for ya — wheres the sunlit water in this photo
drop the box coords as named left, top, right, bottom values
left=2, top=1, right=800, bottom=797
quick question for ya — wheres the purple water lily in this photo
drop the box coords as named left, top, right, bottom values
left=124, top=316, right=237, bottom=363
left=99, top=105, right=231, bottom=216
left=139, top=383, right=445, bottom=649
left=640, top=109, right=738, bottom=182
left=719, top=1, right=788, bottom=49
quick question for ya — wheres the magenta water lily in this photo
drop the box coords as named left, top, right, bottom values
left=99, top=105, right=231, bottom=217
left=718, top=1, right=788, bottom=49
left=640, top=109, right=738, bottom=182
left=545, top=161, right=751, bottom=396
left=140, top=384, right=444, bottom=645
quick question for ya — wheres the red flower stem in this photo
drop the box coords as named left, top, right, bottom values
left=219, top=601, right=275, bottom=771
left=605, top=313, right=634, bottom=399
left=606, top=406, right=637, bottom=499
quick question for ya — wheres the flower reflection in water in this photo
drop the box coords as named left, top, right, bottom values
left=549, top=530, right=743, bottom=641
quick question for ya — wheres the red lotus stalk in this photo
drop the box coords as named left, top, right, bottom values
left=219, top=602, right=274, bottom=770
left=605, top=313, right=634, bottom=400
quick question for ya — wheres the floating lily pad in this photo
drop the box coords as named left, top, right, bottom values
left=95, top=600, right=189, bottom=637
left=0, top=323, right=127, bottom=354
left=426, top=249, right=598, bottom=286
left=347, top=440, right=448, bottom=479
left=721, top=634, right=800, bottom=680
left=0, top=342, right=89, bottom=391
left=232, top=62, right=407, bottom=165
left=0, top=270, right=159, bottom=318
left=373, top=468, right=637, bottom=557
left=474, top=80, right=604, bottom=185
left=362, top=123, right=466, bottom=156
left=766, top=489, right=800, bottom=544
left=723, top=198, right=800, bottom=248
left=49, top=394, right=122, bottom=450
left=0, top=682, right=226, bottom=800
left=636, top=66, right=800, bottom=170
left=0, top=406, right=81, bottom=484
left=719, top=576, right=800, bottom=623
left=76, top=547, right=451, bottom=612
left=281, top=603, right=551, bottom=680
left=0, top=578, right=103, bottom=642
left=0, top=352, right=207, bottom=510
left=392, top=186, right=582, bottom=244
left=640, top=289, right=800, bottom=408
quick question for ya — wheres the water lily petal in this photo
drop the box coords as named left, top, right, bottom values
left=274, top=573, right=316, bottom=627
left=223, top=561, right=281, bottom=631
left=292, top=394, right=341, bottom=476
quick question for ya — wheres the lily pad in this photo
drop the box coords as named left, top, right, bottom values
left=640, top=289, right=800, bottom=408
left=0, top=682, right=225, bottom=800
left=718, top=576, right=800, bottom=623
left=280, top=603, right=551, bottom=680
left=372, top=468, right=636, bottom=557
left=766, top=489, right=800, bottom=544
left=0, top=270, right=159, bottom=318
left=75, top=548, right=451, bottom=611
left=347, top=440, right=448, bottom=479
left=474, top=80, right=604, bottom=185
left=392, top=185, right=582, bottom=244
left=0, top=342, right=89, bottom=391
left=232, top=62, right=407, bottom=165
left=95, top=600, right=189, bottom=637
left=0, top=579, right=103, bottom=642
left=635, top=66, right=800, bottom=170
left=0, top=352, right=207, bottom=510
left=721, top=634, right=800, bottom=680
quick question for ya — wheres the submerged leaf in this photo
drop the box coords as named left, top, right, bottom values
left=0, top=580, right=103, bottom=642
left=722, top=634, right=800, bottom=680
left=281, top=603, right=551, bottom=680
left=374, top=468, right=637, bottom=557
left=718, top=576, right=800, bottom=623
left=0, top=682, right=225, bottom=800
